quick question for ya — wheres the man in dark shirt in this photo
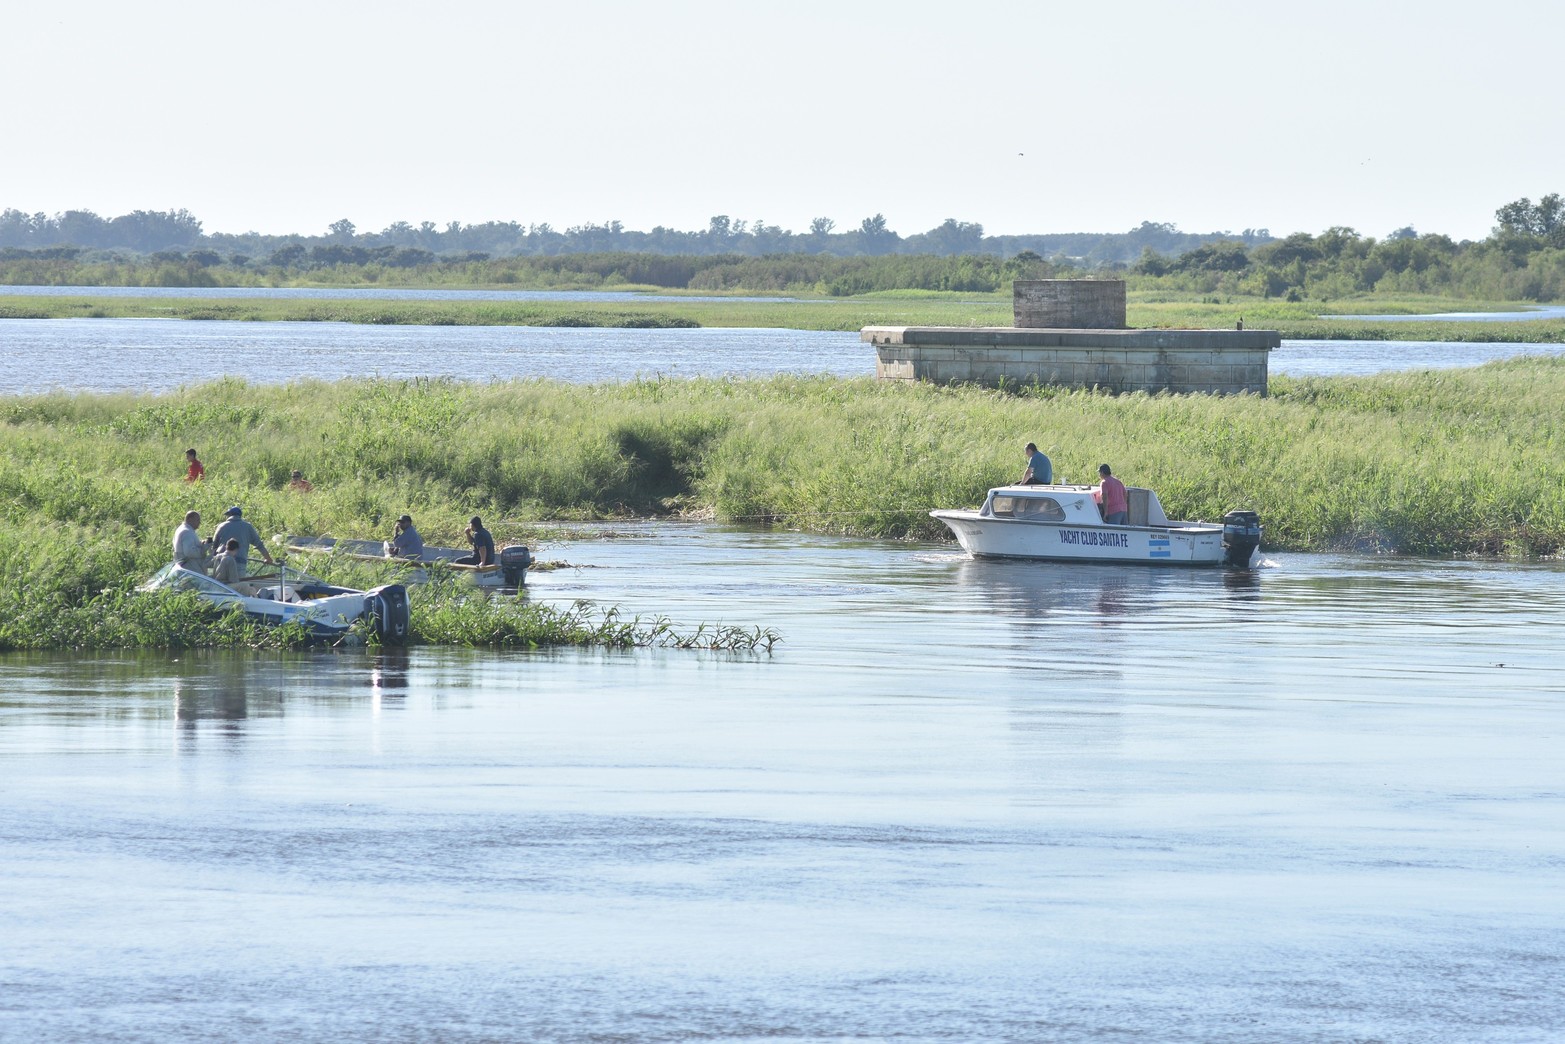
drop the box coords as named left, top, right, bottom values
left=459, top=516, right=496, bottom=566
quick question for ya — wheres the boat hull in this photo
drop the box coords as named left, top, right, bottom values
left=285, top=537, right=525, bottom=588
left=932, top=511, right=1232, bottom=566
left=140, top=566, right=410, bottom=644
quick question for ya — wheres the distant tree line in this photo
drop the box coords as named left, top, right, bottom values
left=0, top=207, right=1269, bottom=267
left=0, top=208, right=205, bottom=253
left=3, top=196, right=1562, bottom=301
left=1126, top=194, right=1565, bottom=302
left=0, top=245, right=1070, bottom=295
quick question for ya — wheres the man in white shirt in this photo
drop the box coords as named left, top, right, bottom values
left=173, top=511, right=208, bottom=571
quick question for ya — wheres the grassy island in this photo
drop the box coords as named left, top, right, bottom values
left=2, top=358, right=1563, bottom=650
left=5, top=290, right=1565, bottom=344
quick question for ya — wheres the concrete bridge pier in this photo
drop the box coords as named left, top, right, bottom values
left=864, top=279, right=1278, bottom=395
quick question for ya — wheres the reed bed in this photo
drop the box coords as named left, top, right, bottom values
left=7, top=290, right=1564, bottom=341
left=1, top=360, right=1562, bottom=649
left=0, top=293, right=1010, bottom=332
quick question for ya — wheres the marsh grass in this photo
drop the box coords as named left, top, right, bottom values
left=2, top=362, right=1563, bottom=649
left=0, top=294, right=1008, bottom=332
left=7, top=289, right=1564, bottom=341
left=412, top=595, right=779, bottom=651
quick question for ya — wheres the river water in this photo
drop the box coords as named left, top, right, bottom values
left=3, top=525, right=1564, bottom=1041
left=3, top=317, right=1565, bottom=393
left=4, top=303, right=1565, bottom=1039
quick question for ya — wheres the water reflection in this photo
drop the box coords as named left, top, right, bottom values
left=171, top=657, right=292, bottom=741
left=172, top=674, right=255, bottom=724
left=951, top=556, right=1247, bottom=622
left=371, top=648, right=410, bottom=694
left=1220, top=566, right=1263, bottom=602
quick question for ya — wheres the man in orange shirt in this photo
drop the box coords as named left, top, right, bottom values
left=185, top=448, right=205, bottom=482
left=288, top=469, right=313, bottom=492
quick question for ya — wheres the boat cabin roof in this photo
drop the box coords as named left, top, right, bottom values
left=980, top=484, right=1171, bottom=527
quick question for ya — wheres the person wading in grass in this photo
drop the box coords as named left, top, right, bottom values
left=457, top=516, right=496, bottom=567
left=1094, top=463, right=1129, bottom=525
left=173, top=511, right=208, bottom=571
left=288, top=469, right=313, bottom=492
left=1018, top=442, right=1052, bottom=485
left=184, top=448, right=205, bottom=483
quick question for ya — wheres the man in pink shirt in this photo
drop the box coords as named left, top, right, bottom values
left=1094, top=463, right=1128, bottom=525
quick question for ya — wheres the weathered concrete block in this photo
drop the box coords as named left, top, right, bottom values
left=1014, top=279, right=1126, bottom=329
left=866, top=323, right=1278, bottom=395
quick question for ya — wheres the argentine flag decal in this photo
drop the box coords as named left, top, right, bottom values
left=1148, top=535, right=1172, bottom=559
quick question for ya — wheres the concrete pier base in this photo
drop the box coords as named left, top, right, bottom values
left=864, top=326, right=1278, bottom=395
left=864, top=280, right=1276, bottom=395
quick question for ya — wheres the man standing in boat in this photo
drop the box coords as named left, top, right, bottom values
left=1019, top=442, right=1052, bottom=485
left=458, top=516, right=496, bottom=567
left=1094, top=464, right=1129, bottom=525
left=212, top=506, right=275, bottom=569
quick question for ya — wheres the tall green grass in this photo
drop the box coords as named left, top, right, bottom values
left=1, top=362, right=1562, bottom=649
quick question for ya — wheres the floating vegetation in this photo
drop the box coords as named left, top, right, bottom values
left=412, top=595, right=779, bottom=652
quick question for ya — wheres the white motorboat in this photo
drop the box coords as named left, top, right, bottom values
left=284, top=536, right=532, bottom=588
left=139, top=564, right=411, bottom=642
left=931, top=484, right=1261, bottom=568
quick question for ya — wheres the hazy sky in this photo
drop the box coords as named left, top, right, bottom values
left=8, top=0, right=1560, bottom=242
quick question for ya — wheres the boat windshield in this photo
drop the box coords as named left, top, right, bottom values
left=149, top=566, right=237, bottom=597
left=989, top=495, right=1067, bottom=522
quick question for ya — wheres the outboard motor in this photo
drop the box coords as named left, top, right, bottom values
left=499, top=545, right=532, bottom=587
left=1221, top=510, right=1262, bottom=568
left=365, top=583, right=410, bottom=645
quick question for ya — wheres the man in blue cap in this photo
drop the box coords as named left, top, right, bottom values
left=211, top=506, right=274, bottom=569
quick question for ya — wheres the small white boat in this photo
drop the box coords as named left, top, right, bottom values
left=931, top=484, right=1261, bottom=568
left=284, top=537, right=532, bottom=588
left=139, top=564, right=411, bottom=642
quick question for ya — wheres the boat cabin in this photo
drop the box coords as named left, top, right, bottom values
left=978, top=484, right=1172, bottom=528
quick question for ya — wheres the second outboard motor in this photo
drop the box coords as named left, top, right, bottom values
left=365, top=584, right=411, bottom=645
left=1221, top=510, right=1262, bottom=568
left=499, top=545, right=532, bottom=587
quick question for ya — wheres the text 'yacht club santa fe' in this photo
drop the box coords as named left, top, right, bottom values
left=931, top=484, right=1262, bottom=568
